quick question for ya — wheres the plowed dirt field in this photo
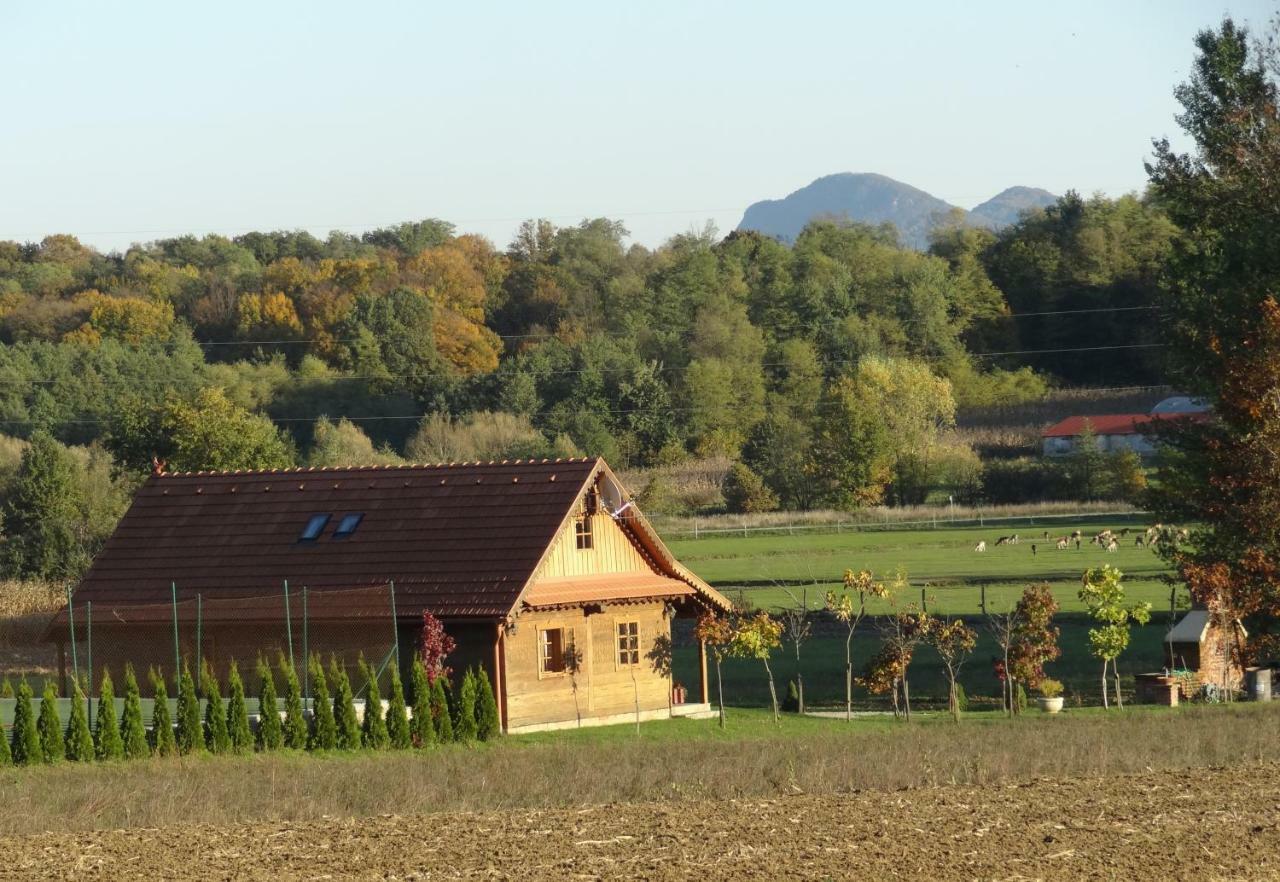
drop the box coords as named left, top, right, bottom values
left=8, top=761, right=1280, bottom=881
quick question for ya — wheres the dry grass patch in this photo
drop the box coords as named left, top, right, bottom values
left=0, top=581, right=63, bottom=676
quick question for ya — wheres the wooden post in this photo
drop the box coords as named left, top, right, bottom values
left=698, top=639, right=709, bottom=705
left=980, top=582, right=987, bottom=615
left=496, top=626, right=508, bottom=733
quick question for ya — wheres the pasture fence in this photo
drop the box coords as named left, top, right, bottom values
left=669, top=509, right=1152, bottom=540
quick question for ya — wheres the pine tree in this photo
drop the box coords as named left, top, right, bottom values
left=329, top=658, right=361, bottom=750
left=409, top=657, right=435, bottom=748
left=149, top=669, right=177, bottom=757
left=475, top=667, right=500, bottom=741
left=201, top=662, right=229, bottom=754
left=307, top=655, right=337, bottom=751
left=175, top=664, right=203, bottom=755
left=64, top=683, right=94, bottom=761
left=255, top=657, right=282, bottom=751
left=385, top=663, right=410, bottom=749
left=431, top=675, right=453, bottom=743
left=94, top=669, right=123, bottom=761
left=119, top=664, right=149, bottom=760
left=37, top=680, right=64, bottom=763
left=358, top=657, right=389, bottom=750
left=453, top=668, right=478, bottom=743
left=10, top=680, right=41, bottom=765
left=279, top=654, right=307, bottom=750
left=225, top=660, right=253, bottom=754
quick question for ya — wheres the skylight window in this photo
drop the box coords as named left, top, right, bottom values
left=299, top=513, right=330, bottom=542
left=333, top=513, right=364, bottom=538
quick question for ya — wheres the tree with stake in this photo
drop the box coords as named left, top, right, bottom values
left=329, top=658, right=361, bottom=750
left=175, top=664, right=203, bottom=755
left=64, top=682, right=95, bottom=762
left=453, top=667, right=478, bottom=743
left=1079, top=565, right=1151, bottom=708
left=10, top=680, right=40, bottom=765
left=279, top=655, right=307, bottom=750
left=729, top=611, right=784, bottom=722
left=409, top=657, right=435, bottom=748
left=201, top=661, right=229, bottom=754
left=358, top=657, right=389, bottom=749
left=475, top=667, right=500, bottom=741
left=694, top=612, right=733, bottom=729
left=119, top=665, right=149, bottom=760
left=95, top=669, right=123, bottom=761
left=306, top=655, right=337, bottom=751
left=255, top=656, right=283, bottom=751
left=986, top=604, right=1022, bottom=717
left=869, top=601, right=932, bottom=721
left=780, top=587, right=813, bottom=714
left=225, top=661, right=253, bottom=754
left=826, top=569, right=890, bottom=721
left=150, top=669, right=177, bottom=758
left=36, top=680, right=64, bottom=763
left=928, top=617, right=978, bottom=722
left=385, top=664, right=411, bottom=749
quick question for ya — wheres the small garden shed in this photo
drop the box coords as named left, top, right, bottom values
left=1165, top=609, right=1248, bottom=694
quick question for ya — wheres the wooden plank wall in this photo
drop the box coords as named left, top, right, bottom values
left=504, top=602, right=671, bottom=729
left=533, top=512, right=654, bottom=580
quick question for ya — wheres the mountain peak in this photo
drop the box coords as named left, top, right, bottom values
left=736, top=174, right=1056, bottom=249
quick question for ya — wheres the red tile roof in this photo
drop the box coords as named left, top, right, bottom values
left=1041, top=414, right=1152, bottom=438
left=51, top=459, right=604, bottom=628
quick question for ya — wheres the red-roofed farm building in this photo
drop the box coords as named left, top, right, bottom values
left=48, top=458, right=731, bottom=733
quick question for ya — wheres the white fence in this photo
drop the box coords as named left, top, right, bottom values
left=662, top=510, right=1151, bottom=540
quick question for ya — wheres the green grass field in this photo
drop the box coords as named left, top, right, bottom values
left=665, top=520, right=1186, bottom=707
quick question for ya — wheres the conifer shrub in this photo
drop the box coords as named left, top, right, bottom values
left=201, top=662, right=229, bottom=754
left=0, top=677, right=13, bottom=698
left=119, top=664, right=149, bottom=760
left=954, top=682, right=969, bottom=714
left=94, top=668, right=123, bottom=761
left=307, top=655, right=337, bottom=751
left=279, top=654, right=307, bottom=750
left=475, top=667, right=500, bottom=741
left=149, top=669, right=177, bottom=758
left=385, top=663, right=411, bottom=749
left=37, top=680, right=64, bottom=763
left=10, top=680, right=41, bottom=765
left=64, top=683, right=95, bottom=762
left=0, top=709, right=10, bottom=766
left=409, top=658, right=435, bottom=748
left=358, top=657, right=389, bottom=750
left=255, top=656, right=283, bottom=751
left=430, top=675, right=453, bottom=743
left=329, top=658, right=361, bottom=750
left=453, top=668, right=478, bottom=743
left=175, top=664, right=203, bottom=755
left=782, top=680, right=800, bottom=713
left=225, top=660, right=253, bottom=755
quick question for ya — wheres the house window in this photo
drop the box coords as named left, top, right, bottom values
left=575, top=514, right=593, bottom=550
left=539, top=628, right=566, bottom=674
left=333, top=512, right=364, bottom=538
left=299, top=513, right=330, bottom=542
left=617, top=621, right=639, bottom=666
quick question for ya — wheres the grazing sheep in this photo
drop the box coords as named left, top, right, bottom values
left=1135, top=536, right=1145, bottom=547
left=1056, top=537, right=1069, bottom=550
left=1071, top=530, right=1083, bottom=540
left=995, top=536, right=1010, bottom=547
left=974, top=541, right=987, bottom=553
left=1009, top=534, right=1019, bottom=544
left=1043, top=531, right=1050, bottom=540
left=1106, top=539, right=1119, bottom=552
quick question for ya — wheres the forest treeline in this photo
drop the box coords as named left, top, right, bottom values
left=0, top=191, right=1176, bottom=578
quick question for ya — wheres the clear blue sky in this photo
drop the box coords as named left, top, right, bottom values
left=1, top=0, right=1273, bottom=253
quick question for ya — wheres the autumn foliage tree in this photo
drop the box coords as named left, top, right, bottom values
left=693, top=612, right=733, bottom=729
left=1079, top=565, right=1152, bottom=708
left=826, top=569, right=890, bottom=720
left=729, top=611, right=784, bottom=723
left=928, top=617, right=978, bottom=722
left=1009, top=584, right=1061, bottom=691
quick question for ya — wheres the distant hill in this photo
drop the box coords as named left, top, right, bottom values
left=736, top=173, right=1057, bottom=249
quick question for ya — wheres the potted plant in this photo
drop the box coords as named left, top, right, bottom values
left=1036, top=678, right=1064, bottom=713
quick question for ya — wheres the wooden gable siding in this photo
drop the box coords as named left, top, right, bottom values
left=531, top=511, right=655, bottom=582
left=503, top=602, right=671, bottom=730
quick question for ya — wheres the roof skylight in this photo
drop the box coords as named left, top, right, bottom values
left=299, top=513, right=330, bottom=541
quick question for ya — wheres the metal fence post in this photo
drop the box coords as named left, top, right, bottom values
left=302, top=586, right=310, bottom=702
left=85, top=600, right=92, bottom=721
left=65, top=584, right=79, bottom=695
left=170, top=582, right=181, bottom=684
left=283, top=580, right=295, bottom=673
left=196, top=594, right=203, bottom=680
left=389, top=580, right=400, bottom=668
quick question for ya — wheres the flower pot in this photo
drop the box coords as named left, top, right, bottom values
left=1036, top=696, right=1064, bottom=714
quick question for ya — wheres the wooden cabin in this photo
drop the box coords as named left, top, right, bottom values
left=46, top=457, right=731, bottom=733
left=1165, top=609, right=1248, bottom=695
